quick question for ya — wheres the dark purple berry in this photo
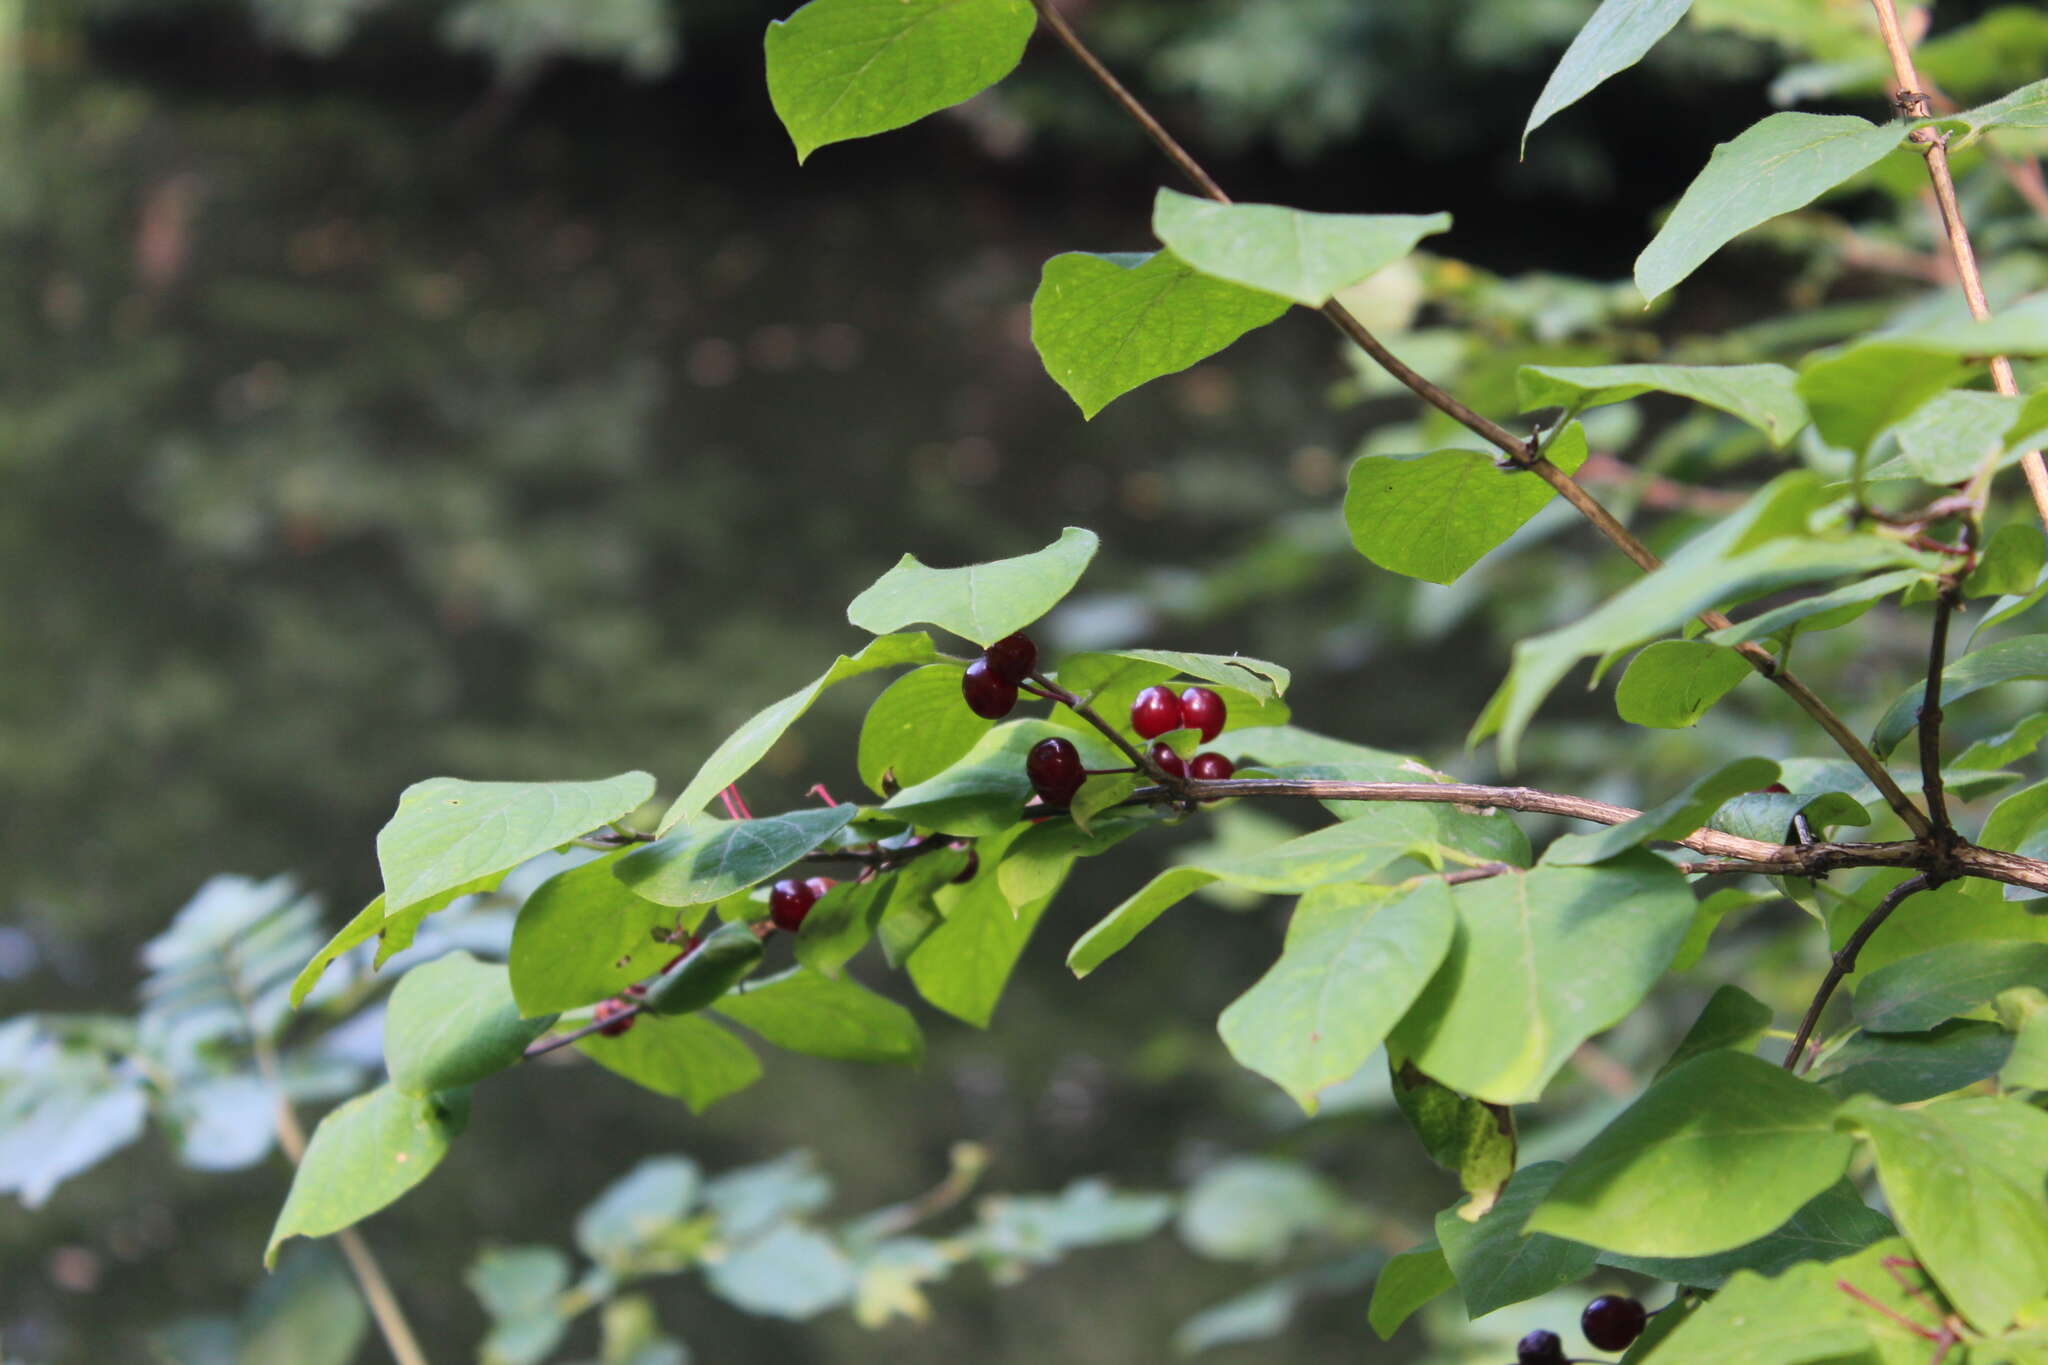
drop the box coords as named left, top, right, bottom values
left=1026, top=736, right=1086, bottom=805
left=594, top=997, right=636, bottom=1037
left=1179, top=687, right=1226, bottom=742
left=962, top=658, right=1019, bottom=719
left=1518, top=1330, right=1565, bottom=1365
left=1582, top=1295, right=1647, bottom=1352
left=1149, top=742, right=1185, bottom=780
left=768, top=877, right=818, bottom=932
left=1130, top=686, right=1183, bottom=739
left=984, top=633, right=1038, bottom=686
left=1188, top=752, right=1233, bottom=782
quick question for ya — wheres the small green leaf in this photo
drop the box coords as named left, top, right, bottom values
left=576, top=1156, right=700, bottom=1268
left=1152, top=188, right=1449, bottom=306
left=1067, top=772, right=1138, bottom=833
left=1957, top=714, right=2048, bottom=770
left=1545, top=758, right=1777, bottom=865
left=1369, top=1240, right=1453, bottom=1340
left=240, top=1245, right=371, bottom=1365
left=1524, top=0, right=1697, bottom=151
left=1704, top=570, right=1922, bottom=647
left=1871, top=634, right=2048, bottom=758
left=1178, top=1157, right=1349, bottom=1262
left=1527, top=1052, right=1854, bottom=1255
left=763, top=0, right=1036, bottom=162
left=1948, top=75, right=2048, bottom=140
left=704, top=1222, right=855, bottom=1319
left=1516, top=362, right=1805, bottom=446
left=1855, top=940, right=2048, bottom=1033
left=1816, top=1020, right=2012, bottom=1103
left=1641, top=1242, right=1894, bottom=1365
left=846, top=528, right=1098, bottom=647
left=1389, top=1059, right=1517, bottom=1210
left=1345, top=423, right=1590, bottom=585
left=1598, top=1179, right=1894, bottom=1289
left=882, top=720, right=1124, bottom=836
left=384, top=952, right=555, bottom=1094
left=640, top=923, right=767, bottom=1016
left=377, top=772, right=656, bottom=916
left=1867, top=390, right=2025, bottom=483
left=713, top=967, right=923, bottom=1065
left=1387, top=855, right=1697, bottom=1104
left=906, top=825, right=1048, bottom=1026
left=856, top=665, right=992, bottom=796
left=619, top=806, right=859, bottom=907
left=1613, top=640, right=1753, bottom=729
left=1657, top=983, right=1773, bottom=1079
left=1967, top=524, right=2047, bottom=599
left=266, top=1084, right=466, bottom=1266
left=1636, top=113, right=1905, bottom=302
left=1219, top=883, right=1456, bottom=1114
left=2004, top=1007, right=2048, bottom=1090
left=1436, top=1162, right=1599, bottom=1318
left=1031, top=251, right=1290, bottom=417
left=795, top=848, right=966, bottom=977
left=509, top=851, right=691, bottom=1016
left=575, top=1012, right=761, bottom=1112
left=291, top=897, right=389, bottom=1008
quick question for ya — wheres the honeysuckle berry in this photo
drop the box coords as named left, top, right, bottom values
left=1027, top=736, right=1086, bottom=805
left=803, top=876, right=835, bottom=902
left=1517, top=1330, right=1565, bottom=1365
left=1188, top=752, right=1233, bottom=782
left=1130, top=685, right=1182, bottom=739
left=768, top=877, right=818, bottom=932
left=594, top=997, right=636, bottom=1037
left=1581, top=1295, right=1647, bottom=1351
left=1149, top=742, right=1186, bottom=779
left=983, top=633, right=1038, bottom=686
left=1179, top=686, right=1226, bottom=742
left=962, top=657, right=1019, bottom=719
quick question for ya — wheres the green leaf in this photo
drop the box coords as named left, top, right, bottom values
left=1958, top=714, right=2048, bottom=770
left=1969, top=524, right=2048, bottom=600
left=882, top=720, right=1124, bottom=836
left=509, top=851, right=691, bottom=1016
left=848, top=529, right=1097, bottom=650
left=1613, top=640, right=1753, bottom=728
left=763, top=0, right=1036, bottom=162
left=1658, top=984, right=1773, bottom=1078
left=1598, top=1179, right=1894, bottom=1289
left=1641, top=1242, right=1896, bottom=1365
left=377, top=772, right=655, bottom=916
left=576, top=1012, right=762, bottom=1112
left=1178, top=1157, right=1349, bottom=1262
left=240, top=1246, right=371, bottom=1365
left=1387, top=855, right=1697, bottom=1104
left=1948, top=74, right=2048, bottom=141
left=1816, top=1019, right=2012, bottom=1103
left=1527, top=1052, right=1854, bottom=1255
left=1030, top=251, right=1290, bottom=417
left=713, top=967, right=923, bottom=1065
left=0, top=1019, right=149, bottom=1209
left=1524, top=0, right=1696, bottom=150
left=1390, top=1059, right=1517, bottom=1210
left=703, top=1222, right=855, bottom=1319
left=1871, top=634, right=2048, bottom=758
left=1055, top=648, right=1292, bottom=703
left=906, top=825, right=1049, bottom=1026
left=974, top=1177, right=1174, bottom=1268
left=1825, top=874, right=2048, bottom=978
left=1704, top=570, right=1923, bottom=647
left=383, top=952, right=554, bottom=1094
left=1517, top=361, right=1805, bottom=446
left=1067, top=771, right=1138, bottom=833
left=1838, top=1094, right=2048, bottom=1330
left=1867, top=390, right=2026, bottom=483
left=1975, top=777, right=2048, bottom=904
left=290, top=897, right=387, bottom=1008
left=1219, top=882, right=1456, bottom=1114
left=795, top=847, right=966, bottom=976
left=1344, top=423, right=1590, bottom=585
left=266, top=1084, right=466, bottom=1266
left=1368, top=1240, right=1454, bottom=1340
left=2005, top=1006, right=2048, bottom=1090
left=1546, top=758, right=1778, bottom=865
left=1854, top=940, right=2048, bottom=1032
left=1636, top=113, right=1905, bottom=302
left=1151, top=188, right=1449, bottom=307
left=856, top=665, right=992, bottom=796
left=656, top=632, right=936, bottom=831
left=619, top=806, right=859, bottom=906
left=640, top=922, right=767, bottom=1016
left=1436, top=1162, right=1598, bottom=1318
left=468, top=1246, right=570, bottom=1365
left=576, top=1156, right=700, bottom=1268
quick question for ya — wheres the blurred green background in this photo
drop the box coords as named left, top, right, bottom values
left=2, top=0, right=2037, bottom=1360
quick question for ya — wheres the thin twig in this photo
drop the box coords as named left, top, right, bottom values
left=1783, top=874, right=1932, bottom=1072
left=1027, top=669, right=1188, bottom=794
left=1918, top=587, right=1957, bottom=838
left=525, top=1007, right=643, bottom=1060
left=1027, top=0, right=1929, bottom=840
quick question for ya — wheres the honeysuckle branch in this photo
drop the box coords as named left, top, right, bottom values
left=1026, top=0, right=1930, bottom=841
left=1027, top=668, right=1191, bottom=795
left=526, top=1007, right=642, bottom=1059
left=1919, top=585, right=1959, bottom=840
left=1783, top=873, right=1934, bottom=1074
left=1868, top=0, right=2048, bottom=532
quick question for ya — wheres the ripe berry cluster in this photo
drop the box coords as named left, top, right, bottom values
left=768, top=874, right=836, bottom=932
left=961, top=632, right=1039, bottom=719
left=1131, top=684, right=1234, bottom=783
left=1513, top=1295, right=1649, bottom=1365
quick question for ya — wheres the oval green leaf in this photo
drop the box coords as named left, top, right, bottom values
left=383, top=951, right=555, bottom=1094
left=1152, top=188, right=1449, bottom=306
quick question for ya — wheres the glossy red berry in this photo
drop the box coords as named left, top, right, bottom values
left=594, top=997, right=636, bottom=1037
left=1149, top=742, right=1186, bottom=780
left=768, top=877, right=819, bottom=932
left=1179, top=687, right=1226, bottom=742
left=984, top=633, right=1038, bottom=686
left=1130, top=685, right=1183, bottom=739
left=962, top=657, right=1019, bottom=719
left=1026, top=736, right=1086, bottom=805
left=804, top=876, right=836, bottom=902
left=1517, top=1330, right=1565, bottom=1365
left=1581, top=1295, right=1647, bottom=1351
left=1188, top=752, right=1234, bottom=782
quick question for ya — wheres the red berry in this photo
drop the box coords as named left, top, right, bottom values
left=1179, top=687, right=1226, bottom=742
left=1760, top=782, right=1790, bottom=794
left=1149, top=742, right=1186, bottom=779
left=1518, top=1330, right=1564, bottom=1365
left=983, top=633, right=1038, bottom=686
left=1131, top=685, right=1183, bottom=739
left=1026, top=736, right=1086, bottom=805
left=961, top=658, right=1018, bottom=719
left=768, top=877, right=818, bottom=932
left=594, top=997, right=636, bottom=1037
left=1581, top=1296, right=1647, bottom=1351
left=1189, top=752, right=1233, bottom=782
left=804, top=876, right=835, bottom=902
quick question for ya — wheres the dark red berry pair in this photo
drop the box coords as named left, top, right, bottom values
left=1130, top=685, right=1226, bottom=742
left=961, top=633, right=1038, bottom=719
left=768, top=875, right=835, bottom=932
left=1151, top=743, right=1232, bottom=783
left=1581, top=1295, right=1647, bottom=1352
left=1027, top=736, right=1085, bottom=806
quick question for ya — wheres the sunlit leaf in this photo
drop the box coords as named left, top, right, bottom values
left=1152, top=188, right=1449, bottom=306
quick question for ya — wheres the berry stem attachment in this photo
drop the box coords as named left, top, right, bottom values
left=525, top=1004, right=647, bottom=1059
left=1782, top=873, right=1935, bottom=1073
left=1026, top=670, right=1191, bottom=796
